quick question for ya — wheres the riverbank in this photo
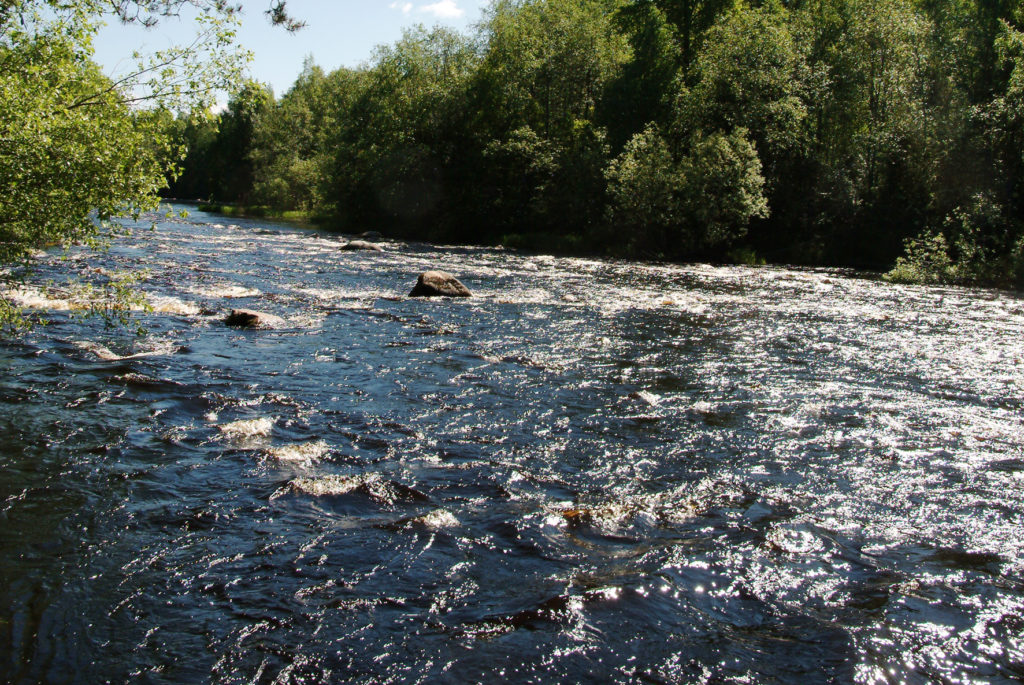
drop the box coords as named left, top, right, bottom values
left=188, top=201, right=604, bottom=257
left=172, top=200, right=1019, bottom=290
left=193, top=202, right=332, bottom=227
left=186, top=201, right=773, bottom=266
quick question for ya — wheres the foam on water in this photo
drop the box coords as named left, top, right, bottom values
left=72, top=338, right=180, bottom=361
left=2, top=286, right=74, bottom=310
left=218, top=417, right=276, bottom=440
left=3, top=205, right=1023, bottom=685
left=412, top=508, right=460, bottom=529
left=286, top=473, right=367, bottom=497
left=148, top=295, right=201, bottom=316
left=265, top=440, right=329, bottom=463
left=186, top=283, right=261, bottom=299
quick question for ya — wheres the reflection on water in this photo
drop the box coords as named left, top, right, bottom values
left=1, top=207, right=1023, bottom=683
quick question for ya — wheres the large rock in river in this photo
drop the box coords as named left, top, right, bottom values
left=224, top=309, right=287, bottom=329
left=409, top=271, right=472, bottom=298
left=340, top=239, right=383, bottom=252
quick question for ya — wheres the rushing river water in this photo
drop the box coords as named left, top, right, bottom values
left=1, top=206, right=1023, bottom=684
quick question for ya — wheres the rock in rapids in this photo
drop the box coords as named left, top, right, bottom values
left=340, top=240, right=383, bottom=252
left=224, top=309, right=287, bottom=329
left=409, top=270, right=472, bottom=298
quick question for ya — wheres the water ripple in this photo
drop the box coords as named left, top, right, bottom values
left=1, top=207, right=1022, bottom=683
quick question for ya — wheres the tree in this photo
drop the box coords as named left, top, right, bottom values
left=0, top=47, right=169, bottom=250
left=606, top=124, right=767, bottom=257
left=600, top=0, right=681, bottom=150
left=604, top=125, right=679, bottom=253
left=207, top=81, right=273, bottom=203
left=678, top=127, right=768, bottom=252
left=103, top=0, right=304, bottom=31
left=894, top=14, right=1024, bottom=287
left=326, top=26, right=479, bottom=236
left=474, top=0, right=629, bottom=141
left=0, top=0, right=290, bottom=329
left=651, top=0, right=736, bottom=70
left=481, top=126, right=562, bottom=234
left=675, top=5, right=807, bottom=167
left=164, top=114, right=219, bottom=200
left=670, top=4, right=811, bottom=257
left=468, top=0, right=626, bottom=244
left=251, top=58, right=333, bottom=211
left=763, top=0, right=935, bottom=266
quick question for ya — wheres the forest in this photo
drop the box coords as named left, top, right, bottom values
left=3, top=0, right=1023, bottom=294
left=165, top=0, right=1024, bottom=287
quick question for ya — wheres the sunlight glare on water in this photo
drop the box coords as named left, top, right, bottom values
left=1, top=206, right=1022, bottom=683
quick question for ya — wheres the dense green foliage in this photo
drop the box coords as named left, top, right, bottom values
left=0, top=0, right=295, bottom=328
left=168, top=0, right=1023, bottom=287
left=1, top=8, right=167, bottom=265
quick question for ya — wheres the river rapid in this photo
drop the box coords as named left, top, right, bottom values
left=1, top=206, right=1023, bottom=684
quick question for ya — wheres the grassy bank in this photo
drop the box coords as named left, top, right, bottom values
left=196, top=203, right=335, bottom=227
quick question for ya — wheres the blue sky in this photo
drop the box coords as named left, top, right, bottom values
left=93, top=0, right=489, bottom=97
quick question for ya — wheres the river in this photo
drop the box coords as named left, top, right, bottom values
left=1, top=206, right=1022, bottom=683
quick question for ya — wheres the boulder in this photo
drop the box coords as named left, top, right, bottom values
left=224, top=309, right=287, bottom=329
left=409, top=270, right=472, bottom=298
left=340, top=239, right=383, bottom=252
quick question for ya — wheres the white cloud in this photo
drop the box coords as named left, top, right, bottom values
left=418, top=0, right=463, bottom=19
left=389, top=1, right=413, bottom=13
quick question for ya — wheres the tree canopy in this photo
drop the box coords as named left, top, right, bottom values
left=8, top=0, right=1024, bottom=314
left=169, top=0, right=1024, bottom=287
left=0, top=0, right=291, bottom=328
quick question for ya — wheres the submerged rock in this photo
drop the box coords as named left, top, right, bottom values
left=224, top=309, right=287, bottom=329
left=409, top=270, right=472, bottom=298
left=340, top=239, right=383, bottom=252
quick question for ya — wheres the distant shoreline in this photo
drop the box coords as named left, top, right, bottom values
left=164, top=200, right=332, bottom=229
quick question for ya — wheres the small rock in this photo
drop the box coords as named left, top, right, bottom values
left=341, top=240, right=383, bottom=252
left=358, top=231, right=384, bottom=241
left=409, top=271, right=472, bottom=298
left=224, top=309, right=287, bottom=329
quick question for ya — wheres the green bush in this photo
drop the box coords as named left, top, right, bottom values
left=885, top=232, right=958, bottom=284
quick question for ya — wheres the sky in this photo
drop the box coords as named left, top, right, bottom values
left=92, top=0, right=489, bottom=98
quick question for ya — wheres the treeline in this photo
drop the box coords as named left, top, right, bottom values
left=166, top=0, right=1024, bottom=287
